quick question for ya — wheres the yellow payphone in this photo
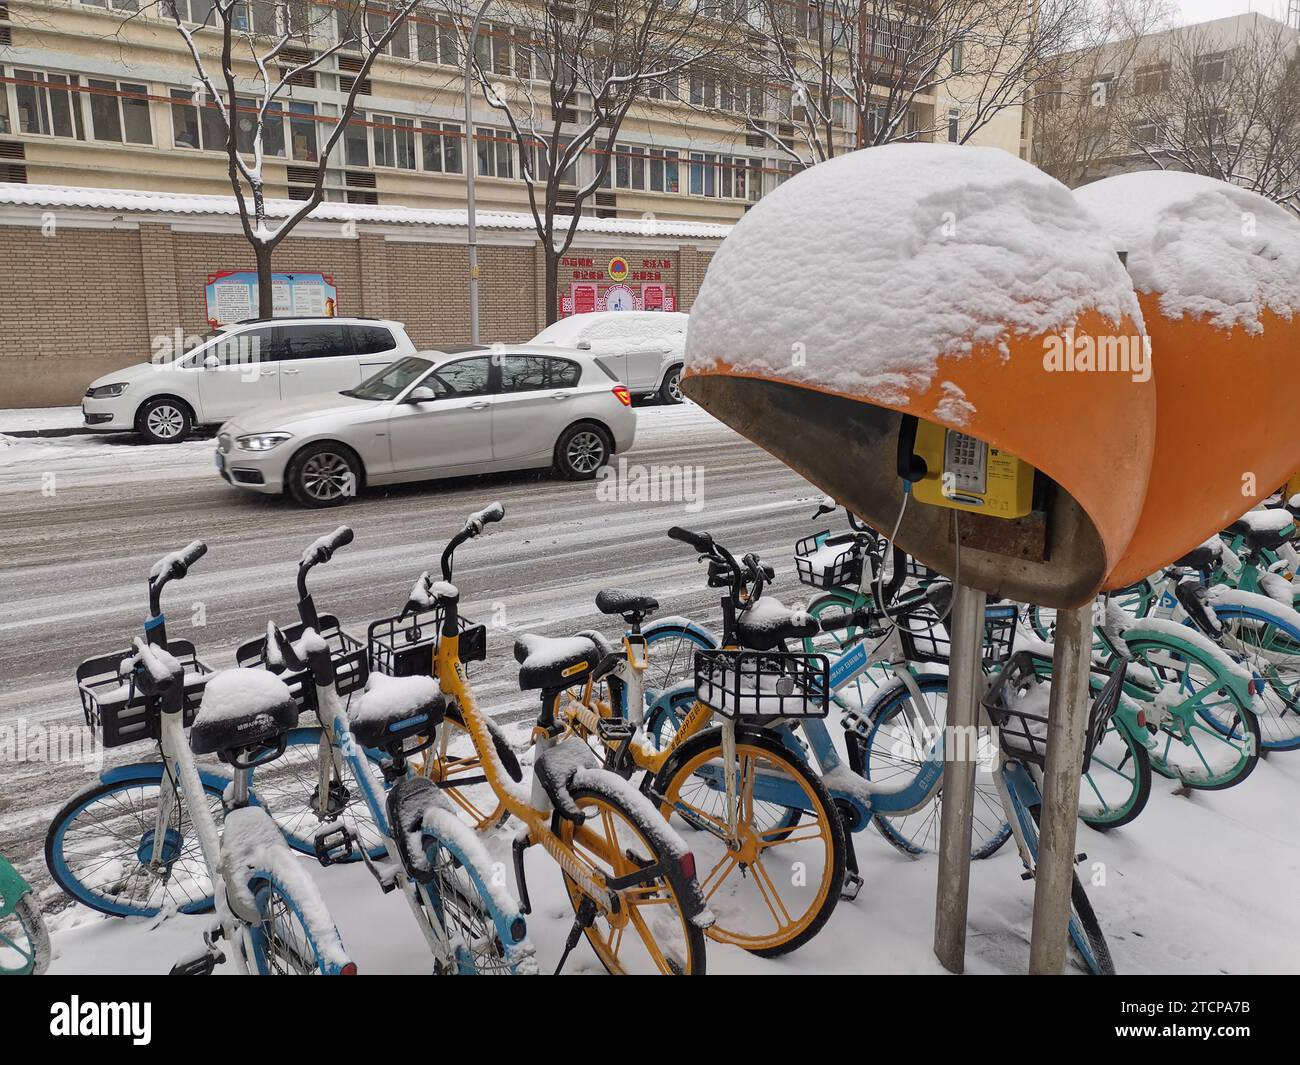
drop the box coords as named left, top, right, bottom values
left=903, top=417, right=1035, bottom=520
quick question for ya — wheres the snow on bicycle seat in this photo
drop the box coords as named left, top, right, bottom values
left=595, top=588, right=660, bottom=617
left=735, top=598, right=819, bottom=652
left=348, top=673, right=446, bottom=748
left=190, top=668, right=299, bottom=756
left=1228, top=510, right=1296, bottom=552
left=1172, top=540, right=1222, bottom=570
left=513, top=633, right=601, bottom=691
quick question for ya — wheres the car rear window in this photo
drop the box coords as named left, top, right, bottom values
left=350, top=324, right=396, bottom=356
left=499, top=355, right=581, bottom=392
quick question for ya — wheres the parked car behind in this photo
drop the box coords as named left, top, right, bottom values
left=530, top=311, right=688, bottom=404
left=82, top=317, right=416, bottom=443
left=215, top=344, right=637, bottom=507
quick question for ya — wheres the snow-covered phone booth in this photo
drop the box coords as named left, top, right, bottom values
left=1074, top=171, right=1300, bottom=587
left=681, top=143, right=1158, bottom=974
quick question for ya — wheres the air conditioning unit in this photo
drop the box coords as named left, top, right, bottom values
left=594, top=191, right=617, bottom=207
left=346, top=189, right=379, bottom=205
left=286, top=165, right=317, bottom=184
left=345, top=171, right=377, bottom=188
left=745, top=131, right=766, bottom=148
left=279, top=46, right=317, bottom=88
left=3, top=163, right=28, bottom=182
left=339, top=75, right=372, bottom=96
left=0, top=140, right=25, bottom=160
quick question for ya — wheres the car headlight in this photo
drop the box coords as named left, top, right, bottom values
left=85, top=382, right=129, bottom=399
left=236, top=432, right=292, bottom=452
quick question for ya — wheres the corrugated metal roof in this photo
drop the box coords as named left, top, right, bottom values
left=0, top=182, right=733, bottom=240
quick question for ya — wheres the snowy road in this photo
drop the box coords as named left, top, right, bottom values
left=3, top=404, right=1299, bottom=975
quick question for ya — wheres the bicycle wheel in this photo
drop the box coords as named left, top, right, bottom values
left=0, top=892, right=50, bottom=975
left=1024, top=804, right=1114, bottom=976
left=1120, top=636, right=1261, bottom=790
left=1211, top=608, right=1300, bottom=751
left=552, top=777, right=707, bottom=975
left=803, top=590, right=892, bottom=715
left=418, top=820, right=534, bottom=975
left=45, top=770, right=224, bottom=917
left=1078, top=715, right=1151, bottom=830
left=641, top=621, right=718, bottom=749
left=253, top=727, right=387, bottom=862
left=653, top=723, right=845, bottom=957
left=246, top=874, right=353, bottom=975
left=855, top=675, right=1011, bottom=859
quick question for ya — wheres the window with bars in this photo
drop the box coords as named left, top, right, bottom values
left=415, top=16, right=459, bottom=66
left=13, top=71, right=86, bottom=140
left=475, top=126, right=515, bottom=178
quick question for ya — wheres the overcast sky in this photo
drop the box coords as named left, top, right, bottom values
left=1173, top=0, right=1293, bottom=25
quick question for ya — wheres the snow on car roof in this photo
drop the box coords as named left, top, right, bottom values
left=1074, top=171, right=1300, bottom=335
left=684, top=143, right=1143, bottom=410
left=532, top=311, right=688, bottom=356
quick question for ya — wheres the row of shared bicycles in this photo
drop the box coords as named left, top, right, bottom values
left=19, top=490, right=1300, bottom=975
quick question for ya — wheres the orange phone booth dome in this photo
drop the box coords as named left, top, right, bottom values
left=1075, top=171, right=1300, bottom=589
left=683, top=143, right=1155, bottom=608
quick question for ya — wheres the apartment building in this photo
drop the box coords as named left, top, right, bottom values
left=0, top=0, right=1029, bottom=220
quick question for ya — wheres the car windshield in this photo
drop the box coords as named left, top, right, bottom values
left=345, top=356, right=433, bottom=400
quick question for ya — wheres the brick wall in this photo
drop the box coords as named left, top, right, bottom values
left=0, top=216, right=716, bottom=407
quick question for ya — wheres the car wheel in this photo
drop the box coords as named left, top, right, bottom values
left=659, top=365, right=684, bottom=405
left=136, top=397, right=193, bottom=444
left=286, top=443, right=361, bottom=508
left=555, top=423, right=611, bottom=481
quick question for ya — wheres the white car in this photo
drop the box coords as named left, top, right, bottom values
left=81, top=317, right=417, bottom=443
left=530, top=311, right=688, bottom=404
left=215, top=345, right=638, bottom=507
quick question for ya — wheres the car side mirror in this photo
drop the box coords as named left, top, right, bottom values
left=407, top=386, right=438, bottom=403
left=203, top=354, right=221, bottom=370
left=576, top=340, right=591, bottom=350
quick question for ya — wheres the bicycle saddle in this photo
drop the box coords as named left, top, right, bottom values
left=595, top=588, right=660, bottom=619
left=348, top=673, right=446, bottom=749
left=514, top=633, right=601, bottom=691
left=190, top=668, right=298, bottom=757
left=735, top=598, right=820, bottom=652
left=1172, top=543, right=1221, bottom=570
left=1227, top=515, right=1295, bottom=553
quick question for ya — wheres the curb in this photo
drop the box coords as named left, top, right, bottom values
left=1, top=426, right=96, bottom=439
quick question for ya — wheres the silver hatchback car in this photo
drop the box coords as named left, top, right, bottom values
left=215, top=344, right=637, bottom=507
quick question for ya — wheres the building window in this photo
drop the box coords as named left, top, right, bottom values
left=648, top=148, right=679, bottom=193
left=14, top=71, right=85, bottom=140
left=366, top=8, right=410, bottom=58
left=473, top=23, right=527, bottom=78
left=373, top=114, right=416, bottom=169
left=0, top=67, right=11, bottom=135
left=288, top=101, right=317, bottom=161
left=86, top=78, right=152, bottom=144
left=173, top=91, right=286, bottom=156
left=420, top=120, right=462, bottom=173
left=344, top=117, right=369, bottom=166
left=1193, top=52, right=1228, bottom=84
left=1189, top=108, right=1229, bottom=144
left=951, top=39, right=964, bottom=74
left=689, top=73, right=717, bottom=108
left=1134, top=63, right=1169, bottom=95
left=78, top=0, right=139, bottom=9
left=613, top=144, right=645, bottom=189
left=416, top=16, right=459, bottom=66
left=164, top=0, right=215, bottom=23
left=1132, top=117, right=1166, bottom=146
left=475, top=126, right=514, bottom=178
left=947, top=107, right=960, bottom=143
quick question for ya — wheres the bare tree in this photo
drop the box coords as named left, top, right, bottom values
left=445, top=0, right=736, bottom=324
left=1127, top=19, right=1300, bottom=214
left=119, top=0, right=424, bottom=315
left=1032, top=0, right=1174, bottom=186
left=710, top=0, right=1096, bottom=169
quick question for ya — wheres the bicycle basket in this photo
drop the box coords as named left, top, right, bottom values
left=981, top=651, right=1126, bottom=773
left=235, top=614, right=369, bottom=716
left=694, top=649, right=830, bottom=720
left=897, top=601, right=1018, bottom=668
left=368, top=607, right=487, bottom=678
left=793, top=531, right=864, bottom=590
left=76, top=640, right=211, bottom=748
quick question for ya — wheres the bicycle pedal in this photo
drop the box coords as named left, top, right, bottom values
left=1020, top=870, right=1035, bottom=882
left=597, top=718, right=635, bottom=744
left=1075, top=852, right=1087, bottom=865
left=313, top=824, right=356, bottom=867
left=840, top=870, right=864, bottom=902
left=170, top=947, right=223, bottom=976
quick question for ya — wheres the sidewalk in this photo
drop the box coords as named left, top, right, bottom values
left=0, top=407, right=90, bottom=438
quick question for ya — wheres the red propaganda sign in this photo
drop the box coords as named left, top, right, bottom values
left=560, top=282, right=676, bottom=318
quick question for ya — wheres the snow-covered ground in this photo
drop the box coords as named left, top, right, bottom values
left=3, top=403, right=1299, bottom=975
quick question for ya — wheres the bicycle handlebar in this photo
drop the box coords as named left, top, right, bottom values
left=301, top=526, right=353, bottom=569
left=667, top=526, right=712, bottom=551
left=264, top=620, right=306, bottom=674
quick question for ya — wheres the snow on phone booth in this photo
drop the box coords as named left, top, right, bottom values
left=1074, top=171, right=1300, bottom=589
left=680, top=143, right=1155, bottom=974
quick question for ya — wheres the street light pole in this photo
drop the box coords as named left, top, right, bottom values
left=464, top=0, right=491, bottom=346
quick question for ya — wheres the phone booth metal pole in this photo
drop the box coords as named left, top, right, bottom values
left=933, top=582, right=987, bottom=974
left=1028, top=603, right=1093, bottom=973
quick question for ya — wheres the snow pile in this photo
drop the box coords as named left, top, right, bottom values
left=737, top=597, right=812, bottom=633
left=685, top=143, right=1143, bottom=407
left=1075, top=171, right=1300, bottom=335
left=532, top=311, right=689, bottom=357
